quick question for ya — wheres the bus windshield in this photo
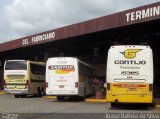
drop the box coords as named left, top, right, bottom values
left=5, top=61, right=27, bottom=70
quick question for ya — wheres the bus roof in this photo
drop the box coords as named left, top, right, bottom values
left=5, top=60, right=45, bottom=65
left=6, top=60, right=26, bottom=62
left=47, top=57, right=92, bottom=68
left=110, top=45, right=151, bottom=49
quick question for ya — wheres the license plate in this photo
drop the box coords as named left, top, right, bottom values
left=59, top=85, right=64, bottom=88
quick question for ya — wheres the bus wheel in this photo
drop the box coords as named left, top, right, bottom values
left=83, top=88, right=86, bottom=101
left=14, top=94, right=19, bottom=98
left=57, top=96, right=64, bottom=101
left=41, top=87, right=45, bottom=96
left=149, top=102, right=155, bottom=107
left=111, top=103, right=117, bottom=107
left=37, top=87, right=41, bottom=97
left=21, top=94, right=27, bottom=98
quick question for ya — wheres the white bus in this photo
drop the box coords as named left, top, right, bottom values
left=46, top=57, right=93, bottom=100
left=4, top=60, right=46, bottom=98
left=106, top=45, right=153, bottom=107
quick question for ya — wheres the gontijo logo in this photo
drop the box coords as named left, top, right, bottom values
left=120, top=49, right=142, bottom=59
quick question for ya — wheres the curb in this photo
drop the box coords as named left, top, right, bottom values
left=155, top=105, right=160, bottom=108
left=85, top=98, right=106, bottom=103
left=0, top=91, right=4, bottom=94
left=43, top=96, right=57, bottom=99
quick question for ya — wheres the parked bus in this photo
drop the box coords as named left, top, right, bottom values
left=46, top=57, right=93, bottom=100
left=106, top=45, right=153, bottom=107
left=0, top=69, right=4, bottom=90
left=4, top=60, right=46, bottom=98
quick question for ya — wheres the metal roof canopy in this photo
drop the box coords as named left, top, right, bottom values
left=0, top=2, right=159, bottom=53
left=0, top=2, right=160, bottom=93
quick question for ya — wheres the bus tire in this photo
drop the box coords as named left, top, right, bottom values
left=111, top=103, right=117, bottom=107
left=21, top=94, right=27, bottom=98
left=14, top=94, right=19, bottom=98
left=57, top=96, right=64, bottom=101
left=41, top=87, right=45, bottom=96
left=37, top=87, right=41, bottom=97
left=149, top=102, right=155, bottom=107
left=83, top=88, right=86, bottom=101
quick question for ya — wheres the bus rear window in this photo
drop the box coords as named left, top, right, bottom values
left=5, top=61, right=27, bottom=70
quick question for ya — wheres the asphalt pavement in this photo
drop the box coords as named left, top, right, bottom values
left=0, top=94, right=160, bottom=119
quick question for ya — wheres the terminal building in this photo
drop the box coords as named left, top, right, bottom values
left=0, top=2, right=160, bottom=97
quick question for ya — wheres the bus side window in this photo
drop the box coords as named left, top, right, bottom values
left=78, top=62, right=93, bottom=85
left=30, top=63, right=45, bottom=75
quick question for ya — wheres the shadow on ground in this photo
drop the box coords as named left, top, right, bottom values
left=109, top=103, right=155, bottom=110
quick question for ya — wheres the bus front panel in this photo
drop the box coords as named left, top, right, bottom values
left=4, top=61, right=29, bottom=94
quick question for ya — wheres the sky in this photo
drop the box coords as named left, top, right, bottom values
left=0, top=0, right=159, bottom=43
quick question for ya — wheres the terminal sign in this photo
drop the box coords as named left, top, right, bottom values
left=22, top=31, right=55, bottom=46
left=126, top=5, right=160, bottom=22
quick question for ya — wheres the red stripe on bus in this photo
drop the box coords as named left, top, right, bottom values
left=113, top=84, right=146, bottom=88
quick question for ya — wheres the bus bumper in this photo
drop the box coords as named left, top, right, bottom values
left=106, top=94, right=153, bottom=103
left=4, top=89, right=29, bottom=94
left=46, top=90, right=77, bottom=95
